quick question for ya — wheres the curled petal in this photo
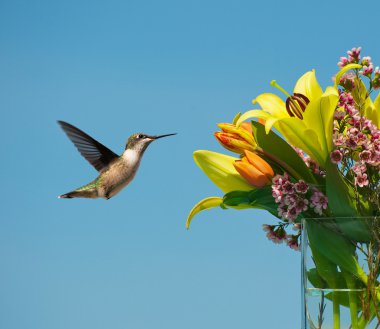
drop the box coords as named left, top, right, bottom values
left=186, top=197, right=223, bottom=229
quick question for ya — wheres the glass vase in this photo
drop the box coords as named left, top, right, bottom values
left=302, top=217, right=380, bottom=329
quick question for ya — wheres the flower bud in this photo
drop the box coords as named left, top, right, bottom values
left=214, top=132, right=255, bottom=154
left=215, top=122, right=256, bottom=154
left=233, top=150, right=274, bottom=188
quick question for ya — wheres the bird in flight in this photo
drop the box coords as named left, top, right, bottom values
left=57, top=121, right=176, bottom=199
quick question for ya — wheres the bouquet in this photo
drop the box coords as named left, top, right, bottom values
left=187, top=47, right=380, bottom=328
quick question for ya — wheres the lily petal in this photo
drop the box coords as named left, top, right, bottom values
left=236, top=110, right=277, bottom=133
left=193, top=150, right=253, bottom=193
left=253, top=93, right=287, bottom=116
left=293, top=70, right=323, bottom=100
left=373, top=93, right=380, bottom=127
left=186, top=197, right=223, bottom=229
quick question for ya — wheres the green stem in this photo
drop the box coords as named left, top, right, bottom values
left=343, top=271, right=359, bottom=329
left=333, top=292, right=341, bottom=329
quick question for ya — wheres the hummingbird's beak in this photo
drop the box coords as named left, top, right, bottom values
left=152, top=133, right=177, bottom=140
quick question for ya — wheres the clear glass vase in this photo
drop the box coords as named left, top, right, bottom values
left=302, top=217, right=380, bottom=329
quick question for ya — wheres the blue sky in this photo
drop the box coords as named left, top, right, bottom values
left=0, top=0, right=379, bottom=328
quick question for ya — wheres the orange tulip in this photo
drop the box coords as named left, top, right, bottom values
left=233, top=150, right=274, bottom=187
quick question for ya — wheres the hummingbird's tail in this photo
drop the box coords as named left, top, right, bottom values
left=58, top=179, right=100, bottom=199
left=58, top=189, right=98, bottom=199
left=58, top=191, right=78, bottom=199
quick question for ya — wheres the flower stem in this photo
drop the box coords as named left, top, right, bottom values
left=343, top=271, right=359, bottom=329
left=332, top=292, right=341, bottom=329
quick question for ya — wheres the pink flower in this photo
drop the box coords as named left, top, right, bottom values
left=355, top=173, right=369, bottom=187
left=310, top=190, right=328, bottom=215
left=286, top=235, right=300, bottom=251
left=282, top=181, right=295, bottom=194
left=285, top=207, right=298, bottom=222
left=339, top=73, right=356, bottom=90
left=295, top=198, right=309, bottom=212
left=347, top=47, right=361, bottom=63
left=272, top=188, right=283, bottom=203
left=338, top=56, right=349, bottom=68
left=294, top=180, right=309, bottom=194
left=359, top=150, right=372, bottom=162
left=352, top=163, right=366, bottom=174
left=330, top=149, right=343, bottom=164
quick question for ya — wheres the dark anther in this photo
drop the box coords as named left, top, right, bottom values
left=285, top=93, right=310, bottom=119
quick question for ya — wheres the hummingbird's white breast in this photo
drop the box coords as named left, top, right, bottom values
left=122, top=149, right=140, bottom=164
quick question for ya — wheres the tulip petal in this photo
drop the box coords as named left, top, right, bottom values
left=186, top=197, right=223, bottom=229
left=194, top=150, right=253, bottom=193
left=293, top=70, right=323, bottom=100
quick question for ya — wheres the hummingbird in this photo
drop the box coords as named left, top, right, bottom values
left=57, top=121, right=176, bottom=199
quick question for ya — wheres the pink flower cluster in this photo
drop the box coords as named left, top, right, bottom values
left=338, top=46, right=380, bottom=90
left=331, top=91, right=380, bottom=187
left=338, top=47, right=362, bottom=67
left=262, top=224, right=300, bottom=251
left=271, top=173, right=328, bottom=221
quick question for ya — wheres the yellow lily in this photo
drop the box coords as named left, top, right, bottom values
left=236, top=64, right=361, bottom=166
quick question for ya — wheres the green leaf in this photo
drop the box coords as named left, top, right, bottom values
left=306, top=219, right=368, bottom=284
left=223, top=187, right=279, bottom=217
left=251, top=121, right=317, bottom=184
left=325, top=161, right=371, bottom=242
left=222, top=191, right=251, bottom=207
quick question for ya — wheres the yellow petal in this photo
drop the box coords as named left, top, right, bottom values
left=253, top=93, right=287, bottom=116
left=186, top=197, right=223, bottom=229
left=236, top=110, right=271, bottom=127
left=193, top=150, right=253, bottom=193
left=293, top=70, right=323, bottom=100
left=275, top=92, right=338, bottom=166
left=373, top=93, right=380, bottom=128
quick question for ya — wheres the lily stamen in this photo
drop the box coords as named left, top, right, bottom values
left=286, top=93, right=310, bottom=119
left=270, top=80, right=310, bottom=119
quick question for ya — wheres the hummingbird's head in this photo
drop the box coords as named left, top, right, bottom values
left=125, top=133, right=176, bottom=152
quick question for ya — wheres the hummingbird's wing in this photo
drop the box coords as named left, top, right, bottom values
left=58, top=121, right=119, bottom=172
